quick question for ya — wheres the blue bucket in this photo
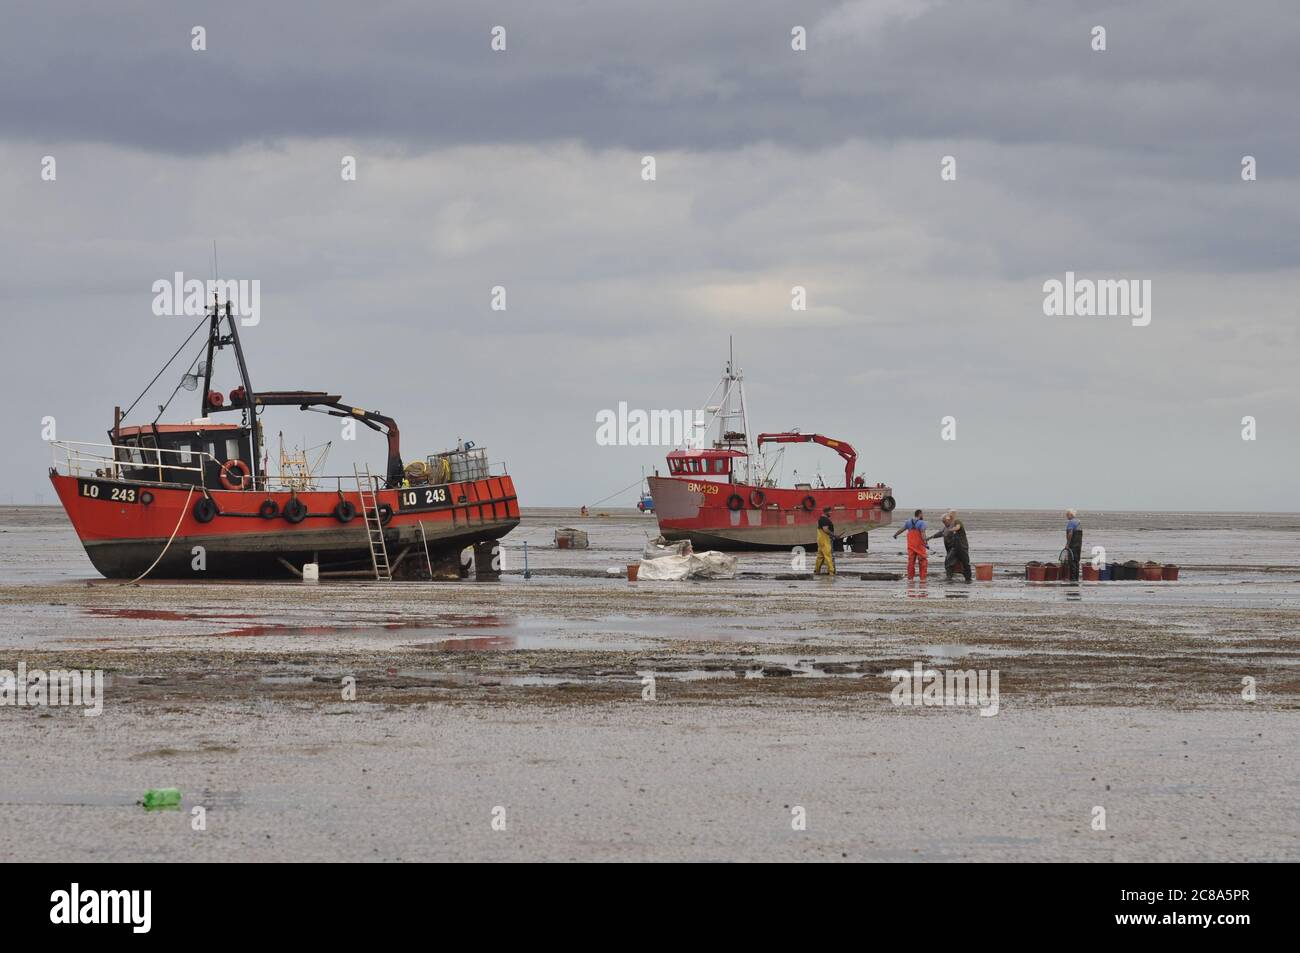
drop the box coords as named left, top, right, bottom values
left=1098, top=565, right=1112, bottom=581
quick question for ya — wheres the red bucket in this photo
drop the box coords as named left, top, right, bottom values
left=975, top=564, right=994, bottom=581
left=1043, top=563, right=1060, bottom=581
left=1140, top=563, right=1163, bottom=581
left=1082, top=564, right=1099, bottom=581
left=627, top=563, right=639, bottom=582
left=1162, top=564, right=1180, bottom=581
left=1025, top=563, right=1046, bottom=582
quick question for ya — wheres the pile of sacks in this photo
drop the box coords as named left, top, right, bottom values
left=638, top=536, right=737, bottom=580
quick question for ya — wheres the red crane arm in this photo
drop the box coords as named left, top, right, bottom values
left=756, top=432, right=858, bottom=488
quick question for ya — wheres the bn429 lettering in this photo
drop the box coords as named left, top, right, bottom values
left=397, top=484, right=452, bottom=511
left=78, top=480, right=139, bottom=504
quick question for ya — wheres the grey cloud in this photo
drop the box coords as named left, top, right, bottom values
left=2, top=2, right=1298, bottom=509
left=4, top=1, right=1298, bottom=164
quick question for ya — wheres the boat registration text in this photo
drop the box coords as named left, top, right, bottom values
left=397, top=484, right=454, bottom=512
left=77, top=480, right=140, bottom=504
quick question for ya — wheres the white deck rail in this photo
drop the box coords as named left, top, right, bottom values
left=52, top=440, right=213, bottom=485
left=51, top=440, right=509, bottom=492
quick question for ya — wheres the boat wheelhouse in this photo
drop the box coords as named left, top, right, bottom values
left=663, top=448, right=744, bottom=480
left=106, top=422, right=253, bottom=490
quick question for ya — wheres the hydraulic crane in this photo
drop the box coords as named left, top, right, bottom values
left=756, top=432, right=859, bottom=489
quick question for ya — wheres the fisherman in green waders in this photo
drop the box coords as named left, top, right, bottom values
left=815, top=507, right=836, bottom=575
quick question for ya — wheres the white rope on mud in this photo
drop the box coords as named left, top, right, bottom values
left=124, top=486, right=195, bottom=585
left=418, top=521, right=433, bottom=577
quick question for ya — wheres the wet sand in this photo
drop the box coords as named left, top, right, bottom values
left=3, top=703, right=1293, bottom=862
left=0, top=507, right=1297, bottom=861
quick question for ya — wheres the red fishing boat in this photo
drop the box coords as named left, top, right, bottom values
left=646, top=353, right=895, bottom=550
left=49, top=298, right=519, bottom=579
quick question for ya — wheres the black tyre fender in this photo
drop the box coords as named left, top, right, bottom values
left=801, top=495, right=816, bottom=512
left=377, top=503, right=394, bottom=525
left=880, top=495, right=897, bottom=513
left=283, top=498, right=308, bottom=524
left=193, top=497, right=218, bottom=524
left=726, top=493, right=744, bottom=512
left=258, top=499, right=280, bottom=520
left=334, top=500, right=357, bottom=523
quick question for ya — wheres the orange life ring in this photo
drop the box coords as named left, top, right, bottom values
left=219, top=458, right=252, bottom=491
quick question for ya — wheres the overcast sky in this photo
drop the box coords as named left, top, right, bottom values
left=4, top=0, right=1298, bottom=509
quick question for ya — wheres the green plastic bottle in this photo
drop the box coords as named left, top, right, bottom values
left=141, top=788, right=182, bottom=809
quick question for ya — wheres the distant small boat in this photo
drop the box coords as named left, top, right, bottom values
left=646, top=351, right=895, bottom=550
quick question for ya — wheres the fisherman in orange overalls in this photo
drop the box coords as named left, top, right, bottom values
left=892, top=509, right=930, bottom=580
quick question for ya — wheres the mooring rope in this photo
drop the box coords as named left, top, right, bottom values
left=587, top=476, right=644, bottom=509
left=123, top=486, right=195, bottom=585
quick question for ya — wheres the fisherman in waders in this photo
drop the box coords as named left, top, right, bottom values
left=815, top=506, right=836, bottom=576
left=1065, top=509, right=1083, bottom=581
left=892, top=509, right=930, bottom=580
left=929, top=511, right=972, bottom=582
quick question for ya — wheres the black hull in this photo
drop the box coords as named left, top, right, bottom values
left=83, top=520, right=519, bottom=579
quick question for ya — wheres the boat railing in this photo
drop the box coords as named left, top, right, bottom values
left=52, top=441, right=511, bottom=491
left=52, top=440, right=215, bottom=486
left=262, top=458, right=510, bottom=493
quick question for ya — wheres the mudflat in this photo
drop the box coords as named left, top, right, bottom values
left=1, top=564, right=1296, bottom=861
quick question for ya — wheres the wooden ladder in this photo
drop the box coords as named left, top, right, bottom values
left=353, top=464, right=392, bottom=581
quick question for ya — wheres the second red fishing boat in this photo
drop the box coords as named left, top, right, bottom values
left=646, top=350, right=895, bottom=550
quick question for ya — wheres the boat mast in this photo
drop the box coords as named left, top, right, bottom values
left=199, top=294, right=260, bottom=481
left=711, top=338, right=756, bottom=483
left=689, top=340, right=760, bottom=482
